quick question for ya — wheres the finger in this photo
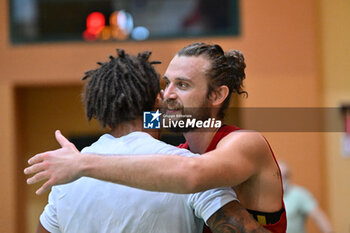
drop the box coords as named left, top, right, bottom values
left=55, top=130, right=78, bottom=152
left=27, top=171, right=49, bottom=185
left=24, top=162, right=46, bottom=175
left=36, top=181, right=53, bottom=195
left=55, top=130, right=71, bottom=148
left=28, top=152, right=48, bottom=165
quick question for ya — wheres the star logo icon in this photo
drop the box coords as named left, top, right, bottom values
left=150, top=109, right=161, bottom=122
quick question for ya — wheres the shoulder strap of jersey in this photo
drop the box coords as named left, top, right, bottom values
left=205, top=125, right=241, bottom=152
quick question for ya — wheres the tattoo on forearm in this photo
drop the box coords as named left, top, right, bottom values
left=207, top=201, right=269, bottom=233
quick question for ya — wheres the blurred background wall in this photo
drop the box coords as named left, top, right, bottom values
left=0, top=0, right=349, bottom=232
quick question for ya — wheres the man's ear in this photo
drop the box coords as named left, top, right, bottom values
left=154, top=93, right=162, bottom=109
left=209, top=85, right=229, bottom=107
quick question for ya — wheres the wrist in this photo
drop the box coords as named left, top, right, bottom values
left=77, top=152, right=92, bottom=177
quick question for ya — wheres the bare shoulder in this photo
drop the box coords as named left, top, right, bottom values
left=220, top=129, right=266, bottom=144
left=217, top=130, right=271, bottom=162
left=201, top=129, right=274, bottom=185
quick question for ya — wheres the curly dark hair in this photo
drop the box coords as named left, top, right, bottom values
left=177, top=42, right=247, bottom=119
left=82, top=49, right=161, bottom=129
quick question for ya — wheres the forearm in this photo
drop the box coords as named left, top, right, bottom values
left=310, top=208, right=333, bottom=233
left=79, top=153, right=203, bottom=193
left=79, top=147, right=253, bottom=193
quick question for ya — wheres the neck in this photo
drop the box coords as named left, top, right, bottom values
left=183, top=128, right=219, bottom=154
left=110, top=118, right=160, bottom=140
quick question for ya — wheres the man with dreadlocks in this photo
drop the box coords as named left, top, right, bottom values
left=33, top=49, right=269, bottom=233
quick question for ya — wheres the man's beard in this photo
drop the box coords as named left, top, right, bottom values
left=161, top=98, right=212, bottom=133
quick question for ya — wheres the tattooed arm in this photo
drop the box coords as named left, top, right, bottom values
left=207, top=201, right=270, bottom=233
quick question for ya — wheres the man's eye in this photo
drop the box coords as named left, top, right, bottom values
left=178, top=82, right=188, bottom=89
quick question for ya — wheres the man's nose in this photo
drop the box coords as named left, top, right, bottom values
left=163, top=84, right=177, bottom=99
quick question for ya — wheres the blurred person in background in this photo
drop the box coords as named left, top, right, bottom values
left=279, top=161, right=333, bottom=233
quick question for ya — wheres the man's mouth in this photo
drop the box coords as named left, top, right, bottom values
left=166, top=108, right=180, bottom=113
left=165, top=106, right=182, bottom=115
left=162, top=99, right=183, bottom=115
left=167, top=106, right=179, bottom=110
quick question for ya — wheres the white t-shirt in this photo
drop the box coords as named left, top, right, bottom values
left=40, top=132, right=237, bottom=233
